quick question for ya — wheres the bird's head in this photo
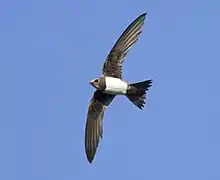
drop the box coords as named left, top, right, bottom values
left=89, top=78, right=101, bottom=90
left=89, top=77, right=105, bottom=91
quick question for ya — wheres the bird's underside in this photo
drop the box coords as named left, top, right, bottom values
left=85, top=12, right=151, bottom=163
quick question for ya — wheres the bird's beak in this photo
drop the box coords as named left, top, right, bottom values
left=89, top=80, right=94, bottom=85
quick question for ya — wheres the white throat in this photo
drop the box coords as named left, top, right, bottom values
left=104, top=76, right=128, bottom=95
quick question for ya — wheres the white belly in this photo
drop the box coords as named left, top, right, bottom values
left=104, top=76, right=128, bottom=95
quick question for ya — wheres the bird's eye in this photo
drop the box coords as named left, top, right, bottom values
left=94, top=79, right=98, bottom=83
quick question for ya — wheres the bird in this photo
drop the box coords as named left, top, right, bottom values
left=85, top=12, right=152, bottom=163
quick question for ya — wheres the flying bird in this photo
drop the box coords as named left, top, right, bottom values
left=85, top=13, right=152, bottom=163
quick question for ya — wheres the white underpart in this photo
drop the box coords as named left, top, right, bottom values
left=104, top=76, right=128, bottom=95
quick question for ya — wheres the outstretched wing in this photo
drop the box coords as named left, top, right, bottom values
left=102, top=13, right=147, bottom=79
left=85, top=90, right=115, bottom=163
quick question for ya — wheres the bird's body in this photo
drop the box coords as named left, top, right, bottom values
left=84, top=12, right=153, bottom=163
left=93, top=76, right=128, bottom=95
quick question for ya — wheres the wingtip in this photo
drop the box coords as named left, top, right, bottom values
left=137, top=12, right=147, bottom=22
left=88, top=159, right=93, bottom=164
left=140, top=12, right=147, bottom=18
left=86, top=154, right=94, bottom=164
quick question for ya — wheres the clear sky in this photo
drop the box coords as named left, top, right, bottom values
left=0, top=0, right=219, bottom=179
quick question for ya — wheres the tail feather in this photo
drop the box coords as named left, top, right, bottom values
left=126, top=79, right=152, bottom=109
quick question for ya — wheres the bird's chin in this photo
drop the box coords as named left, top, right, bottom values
left=90, top=84, right=95, bottom=89
left=89, top=82, right=96, bottom=89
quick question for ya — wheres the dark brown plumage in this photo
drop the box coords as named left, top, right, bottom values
left=85, top=91, right=115, bottom=163
left=102, top=13, right=147, bottom=79
left=126, top=80, right=153, bottom=109
left=85, top=13, right=148, bottom=163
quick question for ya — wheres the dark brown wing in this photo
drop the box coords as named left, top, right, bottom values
left=102, top=13, right=147, bottom=79
left=85, top=90, right=115, bottom=163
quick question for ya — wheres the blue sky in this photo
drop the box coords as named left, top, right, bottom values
left=0, top=0, right=219, bottom=179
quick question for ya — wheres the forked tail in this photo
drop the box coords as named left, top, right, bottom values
left=126, top=79, right=153, bottom=109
